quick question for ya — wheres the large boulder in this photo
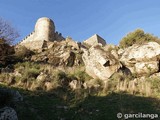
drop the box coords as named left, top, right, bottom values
left=0, top=107, right=18, bottom=120
left=82, top=45, right=121, bottom=80
left=0, top=88, right=23, bottom=120
left=120, top=42, right=160, bottom=75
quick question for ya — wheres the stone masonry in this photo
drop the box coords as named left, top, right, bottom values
left=83, top=34, right=106, bottom=46
left=17, top=17, right=64, bottom=50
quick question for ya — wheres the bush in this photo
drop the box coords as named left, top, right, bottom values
left=14, top=61, right=40, bottom=70
left=119, top=29, right=160, bottom=48
left=24, top=68, right=40, bottom=79
left=57, top=71, right=68, bottom=80
left=0, top=73, right=9, bottom=82
left=14, top=62, right=41, bottom=83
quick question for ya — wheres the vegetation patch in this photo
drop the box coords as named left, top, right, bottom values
left=119, top=29, right=160, bottom=48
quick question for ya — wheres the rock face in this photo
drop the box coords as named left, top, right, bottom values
left=0, top=44, right=14, bottom=56
left=65, top=37, right=80, bottom=50
left=31, top=40, right=83, bottom=66
left=82, top=45, right=121, bottom=80
left=120, top=42, right=160, bottom=75
left=0, top=43, right=15, bottom=66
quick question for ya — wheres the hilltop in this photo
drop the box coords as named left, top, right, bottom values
left=1, top=17, right=160, bottom=120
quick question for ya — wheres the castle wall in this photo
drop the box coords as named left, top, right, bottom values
left=19, top=31, right=35, bottom=44
left=97, top=35, right=106, bottom=45
left=17, top=17, right=65, bottom=50
left=54, top=31, right=64, bottom=41
left=18, top=31, right=44, bottom=50
left=83, top=34, right=106, bottom=46
left=20, top=40, right=45, bottom=50
left=18, top=31, right=64, bottom=50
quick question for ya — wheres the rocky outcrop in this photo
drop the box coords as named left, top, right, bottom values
left=14, top=45, right=34, bottom=60
left=31, top=71, right=53, bottom=91
left=31, top=41, right=83, bottom=66
left=82, top=45, right=121, bottom=80
left=0, top=44, right=14, bottom=56
left=65, top=37, right=80, bottom=50
left=120, top=42, right=160, bottom=75
left=0, top=43, right=15, bottom=66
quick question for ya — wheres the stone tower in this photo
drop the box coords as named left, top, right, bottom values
left=34, top=17, right=55, bottom=41
left=17, top=17, right=64, bottom=50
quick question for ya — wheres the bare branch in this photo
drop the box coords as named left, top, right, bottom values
left=0, top=17, right=19, bottom=44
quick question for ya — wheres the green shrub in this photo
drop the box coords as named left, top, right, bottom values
left=14, top=62, right=41, bottom=83
left=24, top=68, right=40, bottom=78
left=119, top=29, right=160, bottom=48
left=0, top=73, right=8, bottom=82
left=14, top=62, right=40, bottom=70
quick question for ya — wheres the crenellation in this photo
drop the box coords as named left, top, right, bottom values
left=54, top=31, right=64, bottom=41
left=20, top=31, right=35, bottom=42
left=58, top=32, right=62, bottom=36
left=17, top=17, right=64, bottom=50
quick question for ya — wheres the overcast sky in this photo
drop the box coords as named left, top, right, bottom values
left=0, top=0, right=160, bottom=45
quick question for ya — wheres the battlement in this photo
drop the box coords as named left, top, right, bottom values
left=17, top=17, right=65, bottom=50
left=16, top=31, right=35, bottom=46
left=21, top=31, right=35, bottom=42
left=54, top=31, right=64, bottom=41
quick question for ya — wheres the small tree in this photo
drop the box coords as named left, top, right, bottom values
left=0, top=17, right=19, bottom=44
left=119, top=29, right=160, bottom=48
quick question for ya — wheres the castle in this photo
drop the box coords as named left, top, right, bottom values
left=18, top=17, right=64, bottom=50
left=83, top=34, right=106, bottom=46
left=17, top=17, right=106, bottom=50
